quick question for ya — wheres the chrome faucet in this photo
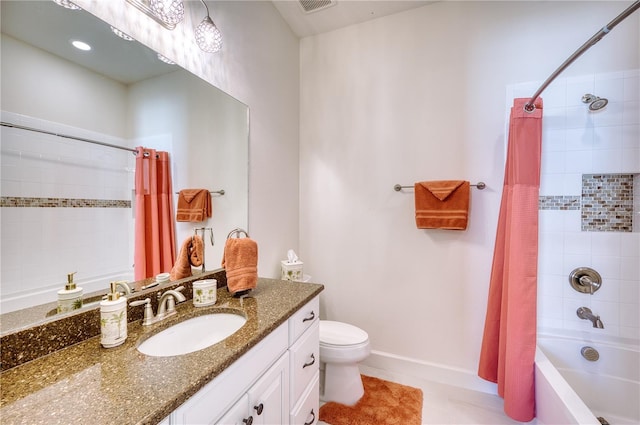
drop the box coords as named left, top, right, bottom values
left=577, top=307, right=604, bottom=328
left=131, top=286, right=186, bottom=326
left=114, top=280, right=132, bottom=295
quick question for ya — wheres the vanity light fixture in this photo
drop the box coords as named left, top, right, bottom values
left=71, top=40, right=91, bottom=51
left=52, top=0, right=81, bottom=10
left=148, top=0, right=185, bottom=26
left=195, top=0, right=222, bottom=53
left=110, top=26, right=134, bottom=41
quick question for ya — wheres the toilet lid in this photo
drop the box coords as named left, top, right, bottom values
left=320, top=320, right=369, bottom=346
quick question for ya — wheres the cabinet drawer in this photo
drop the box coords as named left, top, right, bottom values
left=288, top=297, right=319, bottom=344
left=290, top=371, right=319, bottom=425
left=289, top=321, right=319, bottom=404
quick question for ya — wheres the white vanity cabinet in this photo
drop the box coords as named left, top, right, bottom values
left=288, top=297, right=320, bottom=425
left=217, top=352, right=289, bottom=425
left=167, top=296, right=320, bottom=425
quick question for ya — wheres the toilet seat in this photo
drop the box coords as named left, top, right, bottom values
left=320, top=320, right=369, bottom=347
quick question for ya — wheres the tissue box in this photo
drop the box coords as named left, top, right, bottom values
left=281, top=260, right=304, bottom=282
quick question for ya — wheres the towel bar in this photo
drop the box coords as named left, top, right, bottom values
left=394, top=182, right=486, bottom=191
left=175, top=190, right=225, bottom=195
left=227, top=228, right=249, bottom=239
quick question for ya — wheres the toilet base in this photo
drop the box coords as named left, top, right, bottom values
left=320, top=361, right=365, bottom=406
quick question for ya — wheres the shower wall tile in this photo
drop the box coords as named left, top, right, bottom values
left=623, top=101, right=639, bottom=125
left=565, top=75, right=595, bottom=107
left=594, top=73, right=625, bottom=102
left=523, top=69, right=640, bottom=344
left=581, top=174, right=633, bottom=232
left=623, top=73, right=640, bottom=102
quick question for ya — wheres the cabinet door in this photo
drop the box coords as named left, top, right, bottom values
left=216, top=394, right=251, bottom=425
left=290, top=372, right=319, bottom=425
left=248, top=352, right=290, bottom=425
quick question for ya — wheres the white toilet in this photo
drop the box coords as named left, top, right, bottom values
left=319, top=320, right=371, bottom=406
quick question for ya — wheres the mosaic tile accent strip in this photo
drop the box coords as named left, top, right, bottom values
left=0, top=197, right=131, bottom=208
left=581, top=174, right=634, bottom=232
left=539, top=196, right=581, bottom=210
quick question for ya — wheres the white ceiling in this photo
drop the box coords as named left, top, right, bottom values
left=1, top=1, right=173, bottom=84
left=1, top=1, right=436, bottom=85
left=272, top=0, right=436, bottom=38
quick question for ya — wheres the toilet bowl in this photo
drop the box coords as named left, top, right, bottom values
left=319, top=320, right=371, bottom=406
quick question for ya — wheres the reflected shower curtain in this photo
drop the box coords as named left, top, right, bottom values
left=134, top=147, right=176, bottom=280
left=478, top=98, right=543, bottom=422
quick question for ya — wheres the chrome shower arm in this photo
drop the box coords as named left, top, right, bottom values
left=524, top=0, right=640, bottom=112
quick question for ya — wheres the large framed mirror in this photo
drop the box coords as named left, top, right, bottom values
left=0, top=0, right=249, bottom=331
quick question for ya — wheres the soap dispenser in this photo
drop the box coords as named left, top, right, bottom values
left=100, top=281, right=128, bottom=348
left=57, top=272, right=83, bottom=314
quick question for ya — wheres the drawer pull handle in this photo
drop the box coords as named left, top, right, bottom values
left=243, top=416, right=253, bottom=425
left=302, top=311, right=315, bottom=323
left=304, top=408, right=316, bottom=425
left=254, top=403, right=264, bottom=415
left=303, top=353, right=316, bottom=369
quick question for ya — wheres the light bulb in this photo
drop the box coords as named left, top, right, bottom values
left=195, top=16, right=222, bottom=53
left=149, top=0, right=185, bottom=26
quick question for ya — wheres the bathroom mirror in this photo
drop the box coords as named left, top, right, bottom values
left=0, top=1, right=248, bottom=331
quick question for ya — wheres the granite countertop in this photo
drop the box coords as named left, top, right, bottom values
left=0, top=278, right=324, bottom=425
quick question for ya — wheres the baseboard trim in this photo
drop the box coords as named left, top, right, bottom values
left=361, top=350, right=498, bottom=395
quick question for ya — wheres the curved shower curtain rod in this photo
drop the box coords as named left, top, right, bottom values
left=524, top=0, right=640, bottom=113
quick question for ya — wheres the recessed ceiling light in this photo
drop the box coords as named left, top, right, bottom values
left=110, top=26, right=134, bottom=41
left=157, top=53, right=176, bottom=65
left=71, top=40, right=91, bottom=51
left=52, top=0, right=82, bottom=10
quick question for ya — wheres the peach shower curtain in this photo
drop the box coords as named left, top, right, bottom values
left=134, top=147, right=176, bottom=280
left=478, top=98, right=543, bottom=422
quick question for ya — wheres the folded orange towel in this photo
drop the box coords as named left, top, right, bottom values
left=221, top=237, right=258, bottom=295
left=176, top=189, right=212, bottom=222
left=414, top=180, right=470, bottom=230
left=170, top=235, right=204, bottom=281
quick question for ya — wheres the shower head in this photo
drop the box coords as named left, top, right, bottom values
left=582, top=93, right=609, bottom=111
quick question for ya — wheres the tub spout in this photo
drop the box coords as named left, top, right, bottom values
left=577, top=307, right=604, bottom=329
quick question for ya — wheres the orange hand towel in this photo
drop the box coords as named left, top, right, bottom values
left=176, top=189, right=212, bottom=222
left=170, top=235, right=204, bottom=281
left=414, top=180, right=470, bottom=230
left=221, top=237, right=258, bottom=295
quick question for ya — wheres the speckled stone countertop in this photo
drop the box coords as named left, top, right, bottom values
left=0, top=278, right=323, bottom=425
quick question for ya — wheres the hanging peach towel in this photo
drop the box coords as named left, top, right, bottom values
left=221, top=237, right=258, bottom=295
left=478, top=98, right=543, bottom=422
left=414, top=180, right=470, bottom=230
left=134, top=147, right=176, bottom=281
left=176, top=189, right=212, bottom=222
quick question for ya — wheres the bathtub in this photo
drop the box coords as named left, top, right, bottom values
left=536, top=334, right=640, bottom=425
left=1, top=271, right=135, bottom=313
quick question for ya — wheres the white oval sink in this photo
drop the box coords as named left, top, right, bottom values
left=137, top=313, right=247, bottom=357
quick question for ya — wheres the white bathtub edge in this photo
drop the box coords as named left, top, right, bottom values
left=361, top=349, right=499, bottom=394
left=534, top=347, right=600, bottom=425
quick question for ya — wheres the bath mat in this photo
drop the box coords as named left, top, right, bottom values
left=319, top=375, right=423, bottom=425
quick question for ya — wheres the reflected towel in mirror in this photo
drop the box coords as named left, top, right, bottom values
left=176, top=189, right=212, bottom=222
left=170, top=235, right=204, bottom=281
